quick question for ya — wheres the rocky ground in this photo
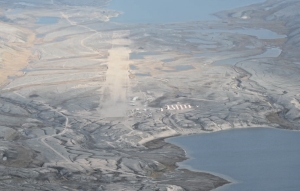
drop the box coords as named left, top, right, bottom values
left=0, top=0, right=299, bottom=190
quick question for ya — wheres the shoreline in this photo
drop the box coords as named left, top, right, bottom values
left=0, top=0, right=299, bottom=190
left=163, top=125, right=300, bottom=191
left=144, top=136, right=230, bottom=190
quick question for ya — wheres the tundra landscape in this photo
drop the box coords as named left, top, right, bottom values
left=0, top=0, right=300, bottom=190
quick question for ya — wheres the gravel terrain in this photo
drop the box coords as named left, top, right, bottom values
left=0, top=0, right=299, bottom=190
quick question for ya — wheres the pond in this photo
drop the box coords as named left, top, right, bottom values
left=197, top=28, right=286, bottom=39
left=129, top=52, right=158, bottom=60
left=162, top=65, right=195, bottom=72
left=213, top=47, right=282, bottom=66
left=167, top=128, right=300, bottom=191
left=36, top=17, right=59, bottom=25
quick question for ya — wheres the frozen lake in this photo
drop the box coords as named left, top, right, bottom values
left=167, top=128, right=300, bottom=191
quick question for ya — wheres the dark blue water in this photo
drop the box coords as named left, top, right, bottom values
left=167, top=128, right=300, bottom=191
left=108, top=0, right=266, bottom=23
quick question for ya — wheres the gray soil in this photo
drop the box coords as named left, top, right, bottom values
left=0, top=0, right=300, bottom=190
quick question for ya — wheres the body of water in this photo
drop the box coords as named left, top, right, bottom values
left=162, top=65, right=195, bottom=72
left=199, top=28, right=286, bottom=39
left=213, top=47, right=282, bottom=66
left=167, top=128, right=300, bottom=191
left=130, top=52, right=158, bottom=59
left=14, top=2, right=36, bottom=7
left=107, top=0, right=266, bottom=23
left=36, top=17, right=59, bottom=25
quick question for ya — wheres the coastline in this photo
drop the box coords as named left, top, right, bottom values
left=144, top=137, right=230, bottom=191
left=164, top=126, right=300, bottom=191
left=0, top=0, right=299, bottom=190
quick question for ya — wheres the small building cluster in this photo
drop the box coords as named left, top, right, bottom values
left=163, top=104, right=192, bottom=111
